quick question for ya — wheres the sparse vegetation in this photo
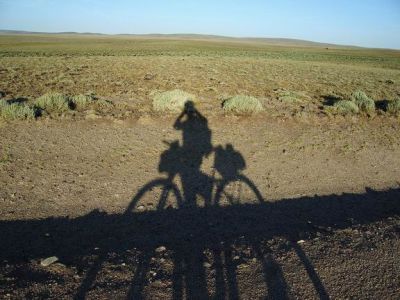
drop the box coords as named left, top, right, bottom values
left=153, top=90, right=196, bottom=112
left=387, top=98, right=400, bottom=114
left=278, top=91, right=309, bottom=103
left=333, top=100, right=359, bottom=115
left=35, top=93, right=71, bottom=113
left=351, top=91, right=375, bottom=114
left=71, top=94, right=94, bottom=110
left=93, top=99, right=114, bottom=111
left=222, top=95, right=263, bottom=114
left=0, top=100, right=36, bottom=120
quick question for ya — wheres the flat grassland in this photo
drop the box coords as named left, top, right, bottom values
left=1, top=35, right=400, bottom=299
left=1, top=34, right=399, bottom=109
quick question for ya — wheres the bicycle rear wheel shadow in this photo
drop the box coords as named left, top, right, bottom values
left=125, top=176, right=183, bottom=213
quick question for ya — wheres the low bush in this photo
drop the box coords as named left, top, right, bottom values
left=222, top=95, right=263, bottom=114
left=351, top=91, right=375, bottom=114
left=35, top=93, right=70, bottom=113
left=153, top=90, right=196, bottom=112
left=0, top=100, right=36, bottom=120
left=334, top=100, right=359, bottom=115
left=71, top=94, right=94, bottom=110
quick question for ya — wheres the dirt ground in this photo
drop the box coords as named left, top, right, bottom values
left=1, top=34, right=400, bottom=299
left=1, top=112, right=400, bottom=299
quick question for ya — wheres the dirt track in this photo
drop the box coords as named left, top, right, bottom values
left=1, top=114, right=400, bottom=299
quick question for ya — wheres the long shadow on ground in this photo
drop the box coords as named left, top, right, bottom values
left=1, top=187, right=399, bottom=299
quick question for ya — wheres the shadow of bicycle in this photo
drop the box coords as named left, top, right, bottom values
left=75, top=101, right=324, bottom=299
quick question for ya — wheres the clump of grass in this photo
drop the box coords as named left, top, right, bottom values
left=0, top=100, right=36, bottom=120
left=278, top=91, right=309, bottom=103
left=222, top=95, right=263, bottom=114
left=153, top=90, right=196, bottom=112
left=333, top=100, right=359, bottom=115
left=387, top=97, right=400, bottom=114
left=71, top=94, right=94, bottom=110
left=93, top=99, right=114, bottom=111
left=35, top=93, right=70, bottom=113
left=351, top=91, right=375, bottom=113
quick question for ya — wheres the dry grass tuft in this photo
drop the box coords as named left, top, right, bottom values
left=0, top=100, right=36, bottom=120
left=222, top=95, right=263, bottom=114
left=153, top=90, right=196, bottom=112
left=35, top=93, right=71, bottom=113
left=71, top=94, right=94, bottom=110
left=93, top=99, right=114, bottom=111
left=351, top=91, right=375, bottom=114
left=334, top=100, right=359, bottom=115
left=278, top=91, right=310, bottom=103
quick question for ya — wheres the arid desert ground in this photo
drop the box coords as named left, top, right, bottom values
left=1, top=34, right=400, bottom=299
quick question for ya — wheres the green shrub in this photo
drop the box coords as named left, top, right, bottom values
left=387, top=98, right=400, bottom=114
left=334, top=100, right=359, bottom=115
left=153, top=90, right=196, bottom=112
left=35, top=93, right=70, bottom=113
left=71, top=94, right=94, bottom=110
left=278, top=91, right=309, bottom=103
left=351, top=91, right=375, bottom=113
left=222, top=95, right=264, bottom=114
left=0, top=101, right=36, bottom=120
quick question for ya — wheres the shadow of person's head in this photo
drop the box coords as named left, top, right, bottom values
left=184, top=100, right=195, bottom=112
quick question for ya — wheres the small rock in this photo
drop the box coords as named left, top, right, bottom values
left=137, top=205, right=145, bottom=211
left=150, top=271, right=157, bottom=277
left=203, top=262, right=212, bottom=268
left=40, top=256, right=58, bottom=267
left=297, top=240, right=306, bottom=244
left=156, top=246, right=166, bottom=253
left=144, top=73, right=156, bottom=80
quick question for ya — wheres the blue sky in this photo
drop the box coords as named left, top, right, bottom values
left=0, top=0, right=399, bottom=49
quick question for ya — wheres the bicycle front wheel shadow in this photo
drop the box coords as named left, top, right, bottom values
left=214, top=174, right=264, bottom=207
left=125, top=178, right=183, bottom=213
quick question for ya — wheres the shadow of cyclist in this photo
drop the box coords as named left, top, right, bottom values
left=173, top=101, right=213, bottom=208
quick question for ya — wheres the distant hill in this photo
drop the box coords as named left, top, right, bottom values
left=0, top=29, right=360, bottom=49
